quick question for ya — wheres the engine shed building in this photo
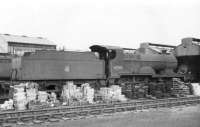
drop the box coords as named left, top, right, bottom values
left=0, top=34, right=56, bottom=56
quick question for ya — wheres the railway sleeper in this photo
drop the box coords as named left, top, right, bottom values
left=36, top=114, right=50, bottom=121
left=115, top=107, right=126, bottom=112
left=142, top=100, right=156, bottom=105
left=180, top=101, right=186, bottom=105
left=48, top=118, right=61, bottom=123
left=135, top=106, right=143, bottom=110
left=0, top=118, right=5, bottom=124
left=186, top=100, right=193, bottom=105
left=104, top=105, right=115, bottom=108
left=89, top=109, right=102, bottom=115
left=5, top=117, right=19, bottom=123
left=192, top=99, right=200, bottom=103
left=20, top=116, right=35, bottom=123
left=0, top=114, right=8, bottom=118
left=167, top=102, right=177, bottom=107
left=59, top=108, right=69, bottom=113
left=51, top=113, right=64, bottom=119
left=103, top=108, right=115, bottom=114
left=86, top=105, right=104, bottom=110
left=6, top=112, right=18, bottom=118
left=176, top=101, right=184, bottom=106
left=48, top=109, right=60, bottom=114
left=147, top=104, right=158, bottom=109
left=119, top=102, right=131, bottom=107
left=166, top=103, right=173, bottom=107
left=73, top=106, right=86, bottom=111
left=158, top=103, right=167, bottom=107
left=125, top=106, right=136, bottom=111
left=66, top=107, right=77, bottom=111
left=77, top=110, right=89, bottom=116
left=139, top=105, right=148, bottom=109
left=63, top=112, right=78, bottom=118
left=180, top=101, right=189, bottom=105
left=189, top=100, right=200, bottom=105
left=142, top=104, right=155, bottom=109
left=135, top=102, right=144, bottom=105
left=73, top=105, right=92, bottom=110
left=194, top=99, right=200, bottom=104
left=33, top=110, right=48, bottom=115
left=75, top=107, right=85, bottom=111
left=18, top=111, right=35, bottom=116
left=126, top=103, right=135, bottom=107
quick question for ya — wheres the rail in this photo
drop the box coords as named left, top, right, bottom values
left=0, top=96, right=199, bottom=124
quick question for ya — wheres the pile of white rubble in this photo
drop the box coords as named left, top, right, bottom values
left=191, top=83, right=200, bottom=96
left=0, top=81, right=128, bottom=110
left=0, top=82, right=55, bottom=111
left=61, top=81, right=94, bottom=105
left=38, top=91, right=49, bottom=103
left=0, top=99, right=14, bottom=110
left=99, top=85, right=127, bottom=102
left=61, top=82, right=127, bottom=105
left=26, top=82, right=38, bottom=102
left=13, top=83, right=29, bottom=110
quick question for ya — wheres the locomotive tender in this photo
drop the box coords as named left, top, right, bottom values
left=0, top=43, right=180, bottom=99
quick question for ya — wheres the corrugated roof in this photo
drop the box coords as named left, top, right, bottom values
left=0, top=34, right=55, bottom=46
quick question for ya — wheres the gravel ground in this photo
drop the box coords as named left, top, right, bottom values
left=5, top=104, right=200, bottom=127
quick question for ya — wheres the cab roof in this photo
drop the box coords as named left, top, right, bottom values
left=90, top=45, right=122, bottom=52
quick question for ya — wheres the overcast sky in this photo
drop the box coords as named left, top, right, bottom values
left=0, top=0, right=199, bottom=50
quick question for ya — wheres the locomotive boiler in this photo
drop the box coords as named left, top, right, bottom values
left=90, top=43, right=179, bottom=84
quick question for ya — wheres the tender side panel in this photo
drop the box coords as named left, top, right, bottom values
left=0, top=58, right=11, bottom=79
left=18, top=51, right=105, bottom=80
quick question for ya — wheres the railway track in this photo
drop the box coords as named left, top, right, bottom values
left=0, top=96, right=200, bottom=124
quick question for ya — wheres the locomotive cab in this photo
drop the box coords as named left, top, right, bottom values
left=90, top=45, right=119, bottom=85
left=90, top=45, right=118, bottom=59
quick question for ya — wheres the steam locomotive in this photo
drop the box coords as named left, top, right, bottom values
left=0, top=42, right=183, bottom=100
